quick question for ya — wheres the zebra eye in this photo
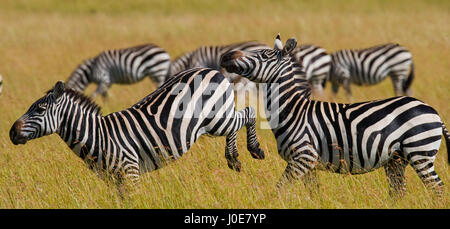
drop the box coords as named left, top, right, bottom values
left=36, top=104, right=47, bottom=114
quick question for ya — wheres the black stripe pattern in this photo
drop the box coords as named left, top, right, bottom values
left=330, top=43, right=414, bottom=96
left=291, top=44, right=331, bottom=95
left=65, top=44, right=171, bottom=98
left=221, top=35, right=445, bottom=197
left=10, top=69, right=265, bottom=186
left=169, top=41, right=269, bottom=91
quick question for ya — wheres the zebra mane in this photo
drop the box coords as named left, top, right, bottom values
left=47, top=88, right=102, bottom=115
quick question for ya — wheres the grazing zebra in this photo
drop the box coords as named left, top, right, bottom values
left=221, top=35, right=449, bottom=197
left=10, top=69, right=265, bottom=190
left=291, top=44, right=331, bottom=96
left=65, top=44, right=171, bottom=98
left=168, top=41, right=270, bottom=91
left=330, top=43, right=414, bottom=97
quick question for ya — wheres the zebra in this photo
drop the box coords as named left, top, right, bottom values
left=291, top=44, right=331, bottom=96
left=330, top=43, right=414, bottom=97
left=168, top=41, right=270, bottom=92
left=221, top=35, right=449, bottom=197
left=65, top=44, right=171, bottom=98
left=10, top=69, right=265, bottom=192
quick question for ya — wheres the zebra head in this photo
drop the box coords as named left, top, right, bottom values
left=10, top=81, right=67, bottom=145
left=221, top=34, right=299, bottom=83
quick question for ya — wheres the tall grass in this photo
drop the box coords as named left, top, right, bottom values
left=0, top=0, right=448, bottom=208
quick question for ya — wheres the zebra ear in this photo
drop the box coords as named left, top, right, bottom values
left=53, top=81, right=65, bottom=99
left=274, top=33, right=283, bottom=51
left=283, top=38, right=297, bottom=55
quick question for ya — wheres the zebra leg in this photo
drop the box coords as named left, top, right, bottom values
left=276, top=144, right=319, bottom=188
left=222, top=106, right=264, bottom=172
left=391, top=75, right=405, bottom=96
left=92, top=83, right=110, bottom=99
left=384, top=153, right=408, bottom=198
left=245, top=107, right=265, bottom=160
left=116, top=162, right=140, bottom=198
left=408, top=151, right=444, bottom=197
left=343, top=78, right=352, bottom=99
left=225, top=131, right=242, bottom=172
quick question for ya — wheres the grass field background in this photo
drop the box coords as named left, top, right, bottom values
left=0, top=0, right=448, bottom=208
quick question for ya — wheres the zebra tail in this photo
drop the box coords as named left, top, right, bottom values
left=403, top=62, right=414, bottom=92
left=443, top=122, right=450, bottom=164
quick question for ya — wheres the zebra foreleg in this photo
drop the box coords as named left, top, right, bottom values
left=92, top=83, right=111, bottom=99
left=384, top=153, right=408, bottom=198
left=276, top=145, right=319, bottom=188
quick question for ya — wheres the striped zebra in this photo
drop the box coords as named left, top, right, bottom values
left=10, top=69, right=265, bottom=190
left=168, top=41, right=270, bottom=91
left=330, top=43, right=414, bottom=97
left=221, top=35, right=449, bottom=197
left=66, top=44, right=171, bottom=98
left=291, top=44, right=331, bottom=95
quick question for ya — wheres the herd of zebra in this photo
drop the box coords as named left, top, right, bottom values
left=7, top=34, right=449, bottom=199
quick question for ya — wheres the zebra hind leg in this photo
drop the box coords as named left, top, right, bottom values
left=408, top=151, right=444, bottom=197
left=225, top=131, right=242, bottom=172
left=384, top=153, right=408, bottom=198
left=245, top=107, right=265, bottom=160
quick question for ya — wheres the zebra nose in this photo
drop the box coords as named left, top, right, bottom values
left=10, top=120, right=25, bottom=145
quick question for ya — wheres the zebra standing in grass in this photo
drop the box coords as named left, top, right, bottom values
left=330, top=43, right=414, bottom=97
left=66, top=44, right=171, bottom=98
left=221, top=35, right=449, bottom=197
left=168, top=41, right=270, bottom=91
left=291, top=44, right=331, bottom=96
left=10, top=69, right=265, bottom=189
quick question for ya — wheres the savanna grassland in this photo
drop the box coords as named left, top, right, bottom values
left=0, top=0, right=448, bottom=208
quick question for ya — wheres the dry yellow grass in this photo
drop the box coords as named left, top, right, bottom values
left=0, top=0, right=448, bottom=208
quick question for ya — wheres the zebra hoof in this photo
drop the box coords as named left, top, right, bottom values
left=250, top=148, right=265, bottom=160
left=227, top=159, right=242, bottom=172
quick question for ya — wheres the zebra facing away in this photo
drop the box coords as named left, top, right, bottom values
left=291, top=44, right=331, bottom=96
left=10, top=69, right=265, bottom=190
left=221, top=35, right=449, bottom=197
left=65, top=44, right=171, bottom=99
left=330, top=43, right=414, bottom=97
left=168, top=41, right=270, bottom=91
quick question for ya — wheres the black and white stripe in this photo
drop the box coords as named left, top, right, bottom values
left=330, top=43, right=414, bottom=96
left=10, top=69, right=265, bottom=188
left=168, top=41, right=269, bottom=91
left=291, top=44, right=331, bottom=94
left=66, top=44, right=171, bottom=98
left=221, top=35, right=448, bottom=197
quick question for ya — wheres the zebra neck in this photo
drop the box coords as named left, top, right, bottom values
left=264, top=73, right=310, bottom=131
left=57, top=100, right=104, bottom=163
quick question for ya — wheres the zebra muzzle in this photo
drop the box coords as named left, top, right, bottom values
left=9, top=120, right=28, bottom=145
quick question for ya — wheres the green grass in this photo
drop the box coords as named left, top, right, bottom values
left=0, top=0, right=448, bottom=208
